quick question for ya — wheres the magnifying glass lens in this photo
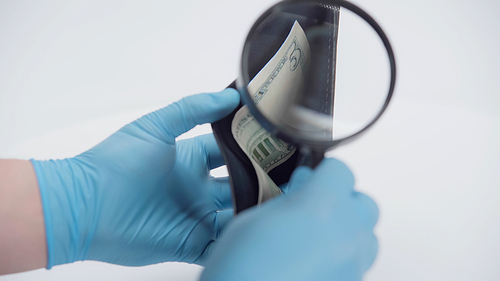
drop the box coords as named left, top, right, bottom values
left=240, top=1, right=392, bottom=144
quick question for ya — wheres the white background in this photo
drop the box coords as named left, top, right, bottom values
left=1, top=0, right=499, bottom=280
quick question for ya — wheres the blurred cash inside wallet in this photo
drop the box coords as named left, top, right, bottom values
left=231, top=21, right=310, bottom=204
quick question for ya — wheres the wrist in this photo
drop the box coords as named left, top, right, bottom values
left=31, top=157, right=98, bottom=268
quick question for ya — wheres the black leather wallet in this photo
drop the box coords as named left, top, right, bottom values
left=212, top=4, right=340, bottom=214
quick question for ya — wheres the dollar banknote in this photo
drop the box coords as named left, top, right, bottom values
left=231, top=21, right=311, bottom=203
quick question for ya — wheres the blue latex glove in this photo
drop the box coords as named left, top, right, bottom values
left=31, top=89, right=240, bottom=268
left=201, top=158, right=379, bottom=281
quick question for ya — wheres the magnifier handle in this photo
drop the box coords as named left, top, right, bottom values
left=297, top=147, right=325, bottom=168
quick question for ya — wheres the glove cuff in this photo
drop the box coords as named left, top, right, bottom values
left=31, top=158, right=98, bottom=269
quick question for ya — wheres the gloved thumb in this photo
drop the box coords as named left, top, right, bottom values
left=143, top=88, right=240, bottom=142
left=283, top=166, right=313, bottom=194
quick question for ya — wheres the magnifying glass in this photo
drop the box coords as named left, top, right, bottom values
left=212, top=0, right=396, bottom=213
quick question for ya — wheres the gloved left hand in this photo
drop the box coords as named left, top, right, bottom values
left=201, top=158, right=379, bottom=281
left=30, top=89, right=240, bottom=268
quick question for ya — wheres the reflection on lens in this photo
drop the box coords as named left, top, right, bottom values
left=241, top=1, right=392, bottom=143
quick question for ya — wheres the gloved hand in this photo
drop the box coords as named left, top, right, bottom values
left=201, top=158, right=379, bottom=281
left=30, top=89, right=240, bottom=268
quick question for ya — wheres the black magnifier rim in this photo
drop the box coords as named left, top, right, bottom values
left=237, top=0, right=397, bottom=151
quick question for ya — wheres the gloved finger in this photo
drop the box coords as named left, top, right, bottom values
left=281, top=166, right=313, bottom=194
left=214, top=209, right=234, bottom=240
left=193, top=209, right=234, bottom=266
left=195, top=240, right=215, bottom=267
left=153, top=89, right=240, bottom=142
left=194, top=133, right=225, bottom=170
left=353, top=192, right=379, bottom=230
left=278, top=182, right=289, bottom=193
left=360, top=233, right=379, bottom=273
left=308, top=158, right=355, bottom=199
left=210, top=176, right=233, bottom=210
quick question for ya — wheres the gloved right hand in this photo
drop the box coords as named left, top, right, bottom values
left=200, top=158, right=379, bottom=281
